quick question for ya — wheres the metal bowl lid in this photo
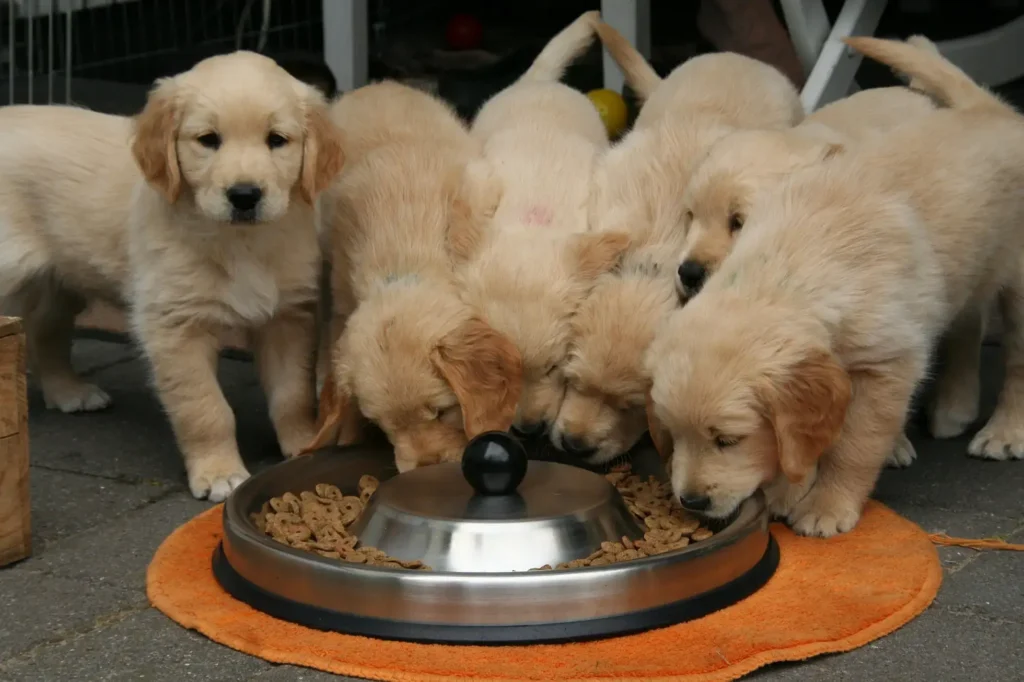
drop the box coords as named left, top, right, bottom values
left=348, top=432, right=644, bottom=572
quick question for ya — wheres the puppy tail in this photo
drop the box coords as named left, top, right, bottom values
left=593, top=20, right=661, bottom=101
left=843, top=35, right=1012, bottom=116
left=520, top=11, right=599, bottom=83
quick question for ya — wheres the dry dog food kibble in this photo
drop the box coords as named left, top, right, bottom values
left=251, top=477, right=431, bottom=570
left=252, top=463, right=714, bottom=571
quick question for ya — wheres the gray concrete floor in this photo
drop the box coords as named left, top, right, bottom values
left=1, top=337, right=1022, bottom=682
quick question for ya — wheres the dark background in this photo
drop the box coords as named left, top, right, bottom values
left=1, top=0, right=1023, bottom=117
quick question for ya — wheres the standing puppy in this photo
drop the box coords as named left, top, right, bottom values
left=0, top=51, right=344, bottom=501
left=129, top=52, right=344, bottom=500
left=455, top=12, right=632, bottom=436
left=646, top=37, right=1024, bottom=537
left=551, top=23, right=803, bottom=464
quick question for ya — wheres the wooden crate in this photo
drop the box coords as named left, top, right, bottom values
left=0, top=316, right=30, bottom=566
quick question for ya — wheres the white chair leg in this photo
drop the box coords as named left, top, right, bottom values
left=600, top=0, right=651, bottom=92
left=799, top=0, right=888, bottom=112
left=779, top=0, right=831, bottom=76
left=323, top=0, right=369, bottom=93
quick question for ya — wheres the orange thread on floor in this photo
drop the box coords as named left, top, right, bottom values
left=928, top=533, right=1024, bottom=551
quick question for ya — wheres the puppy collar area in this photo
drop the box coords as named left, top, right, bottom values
left=376, top=272, right=421, bottom=289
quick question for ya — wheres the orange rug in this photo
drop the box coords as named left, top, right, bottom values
left=148, top=501, right=941, bottom=681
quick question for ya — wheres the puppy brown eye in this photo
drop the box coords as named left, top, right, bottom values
left=684, top=210, right=694, bottom=223
left=266, top=132, right=288, bottom=149
left=545, top=364, right=559, bottom=376
left=714, top=435, right=741, bottom=449
left=197, top=132, right=221, bottom=150
left=728, top=213, right=744, bottom=232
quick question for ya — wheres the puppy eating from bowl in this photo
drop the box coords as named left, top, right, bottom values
left=646, top=35, right=1024, bottom=537
left=670, top=85, right=937, bottom=469
left=308, top=81, right=520, bottom=474
left=550, top=21, right=803, bottom=465
left=0, top=51, right=345, bottom=501
left=454, top=12, right=631, bottom=438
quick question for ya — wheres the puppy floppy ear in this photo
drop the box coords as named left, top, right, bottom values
left=569, top=231, right=632, bottom=281
left=132, top=78, right=182, bottom=203
left=300, top=372, right=363, bottom=453
left=645, top=389, right=673, bottom=463
left=431, top=317, right=523, bottom=438
left=447, top=159, right=502, bottom=263
left=300, top=95, right=346, bottom=204
left=760, top=349, right=851, bottom=482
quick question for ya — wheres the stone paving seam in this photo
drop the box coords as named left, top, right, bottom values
left=77, top=351, right=143, bottom=378
left=937, top=603, right=1024, bottom=627
left=29, top=462, right=186, bottom=490
left=0, top=602, right=151, bottom=672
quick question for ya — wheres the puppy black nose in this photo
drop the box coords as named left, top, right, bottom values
left=514, top=421, right=546, bottom=437
left=562, top=435, right=597, bottom=458
left=677, top=260, right=707, bottom=293
left=226, top=183, right=263, bottom=211
left=679, top=494, right=711, bottom=512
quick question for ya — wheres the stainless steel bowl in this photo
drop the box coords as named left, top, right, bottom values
left=214, top=435, right=778, bottom=644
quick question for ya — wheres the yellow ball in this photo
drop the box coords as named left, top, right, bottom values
left=587, top=88, right=628, bottom=138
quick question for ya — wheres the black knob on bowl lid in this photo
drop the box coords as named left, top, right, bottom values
left=461, top=431, right=528, bottom=496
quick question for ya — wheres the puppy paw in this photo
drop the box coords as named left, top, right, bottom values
left=188, top=461, right=250, bottom=502
left=968, top=415, right=1024, bottom=460
left=44, top=382, right=113, bottom=413
left=763, top=475, right=814, bottom=519
left=787, top=488, right=862, bottom=538
left=884, top=432, right=917, bottom=469
left=929, top=395, right=978, bottom=440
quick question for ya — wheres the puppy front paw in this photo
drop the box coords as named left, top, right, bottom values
left=188, top=460, right=250, bottom=502
left=968, top=415, right=1024, bottom=460
left=787, top=487, right=862, bottom=538
left=884, top=432, right=917, bottom=469
left=43, top=382, right=112, bottom=413
left=763, top=475, right=814, bottom=519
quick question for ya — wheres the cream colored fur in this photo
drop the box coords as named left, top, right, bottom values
left=455, top=12, right=632, bottom=434
left=0, top=51, right=345, bottom=501
left=310, top=81, right=522, bottom=474
left=551, top=22, right=803, bottom=463
left=672, top=86, right=936, bottom=469
left=646, top=35, right=1024, bottom=538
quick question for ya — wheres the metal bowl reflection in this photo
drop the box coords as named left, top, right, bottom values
left=214, top=440, right=777, bottom=644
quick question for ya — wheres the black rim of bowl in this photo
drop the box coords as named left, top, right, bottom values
left=211, top=533, right=779, bottom=645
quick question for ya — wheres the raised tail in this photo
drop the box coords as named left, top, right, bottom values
left=843, top=35, right=1011, bottom=115
left=593, top=20, right=662, bottom=101
left=520, top=11, right=600, bottom=83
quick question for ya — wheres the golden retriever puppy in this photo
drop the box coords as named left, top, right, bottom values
left=675, top=86, right=936, bottom=300
left=549, top=22, right=802, bottom=463
left=455, top=12, right=631, bottom=436
left=308, top=81, right=520, bottom=473
left=671, top=87, right=936, bottom=469
left=0, top=51, right=345, bottom=501
left=646, top=36, right=1024, bottom=537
